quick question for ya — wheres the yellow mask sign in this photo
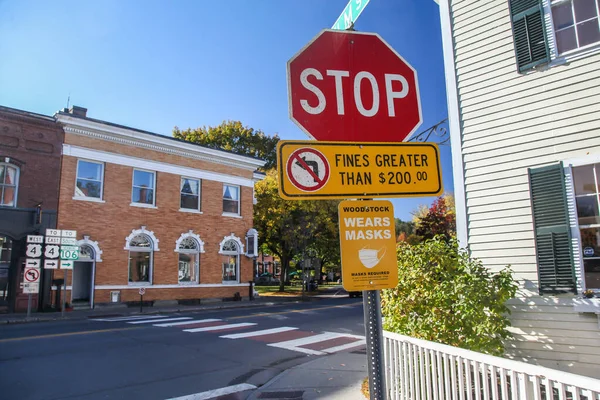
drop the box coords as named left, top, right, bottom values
left=277, top=140, right=442, bottom=200
left=338, top=200, right=398, bottom=291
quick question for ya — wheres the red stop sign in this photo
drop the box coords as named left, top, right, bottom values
left=287, top=30, right=422, bottom=142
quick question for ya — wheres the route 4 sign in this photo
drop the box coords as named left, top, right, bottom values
left=44, top=245, right=60, bottom=259
left=26, top=244, right=42, bottom=258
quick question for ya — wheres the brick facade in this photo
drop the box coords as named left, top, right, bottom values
left=53, top=109, right=263, bottom=307
left=0, top=106, right=63, bottom=211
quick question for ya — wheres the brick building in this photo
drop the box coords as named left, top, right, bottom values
left=54, top=107, right=264, bottom=308
left=0, top=106, right=63, bottom=313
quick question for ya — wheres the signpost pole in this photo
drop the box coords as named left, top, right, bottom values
left=27, top=294, right=32, bottom=319
left=363, top=289, right=386, bottom=400
left=61, top=270, right=67, bottom=317
left=140, top=294, right=143, bottom=313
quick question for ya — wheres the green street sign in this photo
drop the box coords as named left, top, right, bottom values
left=332, top=0, right=370, bottom=31
left=60, top=246, right=79, bottom=260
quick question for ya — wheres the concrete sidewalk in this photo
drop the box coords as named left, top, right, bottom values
left=247, top=350, right=368, bottom=400
left=0, top=296, right=306, bottom=325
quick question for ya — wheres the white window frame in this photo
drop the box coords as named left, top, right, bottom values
left=0, top=163, right=19, bottom=208
left=74, top=159, right=105, bottom=202
left=124, top=227, right=160, bottom=286
left=127, top=235, right=154, bottom=286
left=131, top=168, right=156, bottom=208
left=219, top=234, right=244, bottom=284
left=565, top=159, right=600, bottom=295
left=222, top=184, right=241, bottom=217
left=179, top=176, right=201, bottom=213
left=175, top=231, right=205, bottom=284
left=544, top=0, right=600, bottom=66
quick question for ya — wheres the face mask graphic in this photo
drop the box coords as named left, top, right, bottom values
left=358, top=247, right=386, bottom=269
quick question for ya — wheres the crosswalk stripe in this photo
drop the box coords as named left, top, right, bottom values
left=183, top=322, right=256, bottom=333
left=165, top=383, right=257, bottom=400
left=267, top=332, right=366, bottom=356
left=127, top=317, right=193, bottom=324
left=92, top=315, right=171, bottom=322
left=219, top=327, right=298, bottom=339
left=153, top=319, right=222, bottom=327
left=322, top=339, right=367, bottom=353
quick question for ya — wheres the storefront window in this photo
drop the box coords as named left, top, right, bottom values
left=128, top=234, right=152, bottom=284
left=177, top=237, right=199, bottom=284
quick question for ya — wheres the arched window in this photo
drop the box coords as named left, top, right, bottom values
left=175, top=231, right=204, bottom=284
left=128, top=234, right=153, bottom=285
left=0, top=163, right=19, bottom=207
left=219, top=234, right=244, bottom=283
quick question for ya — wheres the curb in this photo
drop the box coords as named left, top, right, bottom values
left=0, top=296, right=328, bottom=325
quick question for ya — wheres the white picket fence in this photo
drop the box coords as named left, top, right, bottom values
left=383, top=330, right=600, bottom=400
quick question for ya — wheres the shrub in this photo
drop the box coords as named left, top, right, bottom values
left=381, top=236, right=517, bottom=356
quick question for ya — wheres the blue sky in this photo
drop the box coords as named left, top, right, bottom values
left=0, top=0, right=451, bottom=221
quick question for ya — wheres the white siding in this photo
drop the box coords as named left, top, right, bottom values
left=449, top=0, right=600, bottom=379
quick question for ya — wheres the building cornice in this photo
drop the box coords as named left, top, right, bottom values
left=56, top=114, right=265, bottom=172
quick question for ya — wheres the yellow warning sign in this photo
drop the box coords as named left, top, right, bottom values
left=277, top=140, right=442, bottom=200
left=338, top=200, right=398, bottom=291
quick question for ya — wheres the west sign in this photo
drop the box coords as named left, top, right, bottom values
left=287, top=29, right=422, bottom=142
left=277, top=140, right=442, bottom=200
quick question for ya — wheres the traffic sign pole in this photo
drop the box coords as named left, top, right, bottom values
left=363, top=290, right=385, bottom=400
left=62, top=270, right=68, bottom=317
left=27, top=293, right=32, bottom=319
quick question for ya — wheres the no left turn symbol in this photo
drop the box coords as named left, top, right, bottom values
left=287, top=148, right=330, bottom=192
left=24, top=268, right=40, bottom=283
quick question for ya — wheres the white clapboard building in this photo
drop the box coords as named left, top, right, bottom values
left=438, top=0, right=600, bottom=378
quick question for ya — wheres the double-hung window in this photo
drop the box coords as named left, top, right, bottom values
left=573, top=163, right=600, bottom=290
left=509, top=0, right=600, bottom=72
left=551, top=0, right=600, bottom=54
left=75, top=160, right=104, bottom=200
left=132, top=169, right=156, bottom=206
left=223, top=184, right=240, bottom=215
left=180, top=177, right=201, bottom=212
left=0, top=164, right=18, bottom=207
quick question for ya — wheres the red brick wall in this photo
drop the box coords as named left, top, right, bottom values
left=55, top=132, right=257, bottom=303
left=0, top=109, right=64, bottom=210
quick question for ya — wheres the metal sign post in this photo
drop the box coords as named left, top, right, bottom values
left=61, top=270, right=68, bottom=317
left=363, top=290, right=386, bottom=400
left=139, top=287, right=146, bottom=312
left=27, top=294, right=32, bottom=318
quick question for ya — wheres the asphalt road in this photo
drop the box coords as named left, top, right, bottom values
left=0, top=298, right=365, bottom=400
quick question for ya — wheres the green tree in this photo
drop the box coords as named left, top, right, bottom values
left=254, top=170, right=340, bottom=291
left=381, top=237, right=517, bottom=356
left=173, top=120, right=279, bottom=170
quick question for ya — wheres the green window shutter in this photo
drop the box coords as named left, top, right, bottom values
left=529, top=163, right=576, bottom=294
left=508, top=0, right=550, bottom=72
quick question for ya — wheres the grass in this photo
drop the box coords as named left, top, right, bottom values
left=254, top=284, right=325, bottom=296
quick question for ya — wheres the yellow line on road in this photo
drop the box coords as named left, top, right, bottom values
left=0, top=327, right=141, bottom=343
left=228, top=301, right=362, bottom=320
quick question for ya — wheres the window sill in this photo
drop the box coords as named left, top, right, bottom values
left=222, top=213, right=242, bottom=219
left=130, top=203, right=157, bottom=209
left=179, top=208, right=202, bottom=214
left=573, top=298, right=600, bottom=313
left=222, top=281, right=240, bottom=285
left=128, top=282, right=152, bottom=286
left=548, top=44, right=600, bottom=69
left=178, top=281, right=199, bottom=285
left=73, top=196, right=105, bottom=203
